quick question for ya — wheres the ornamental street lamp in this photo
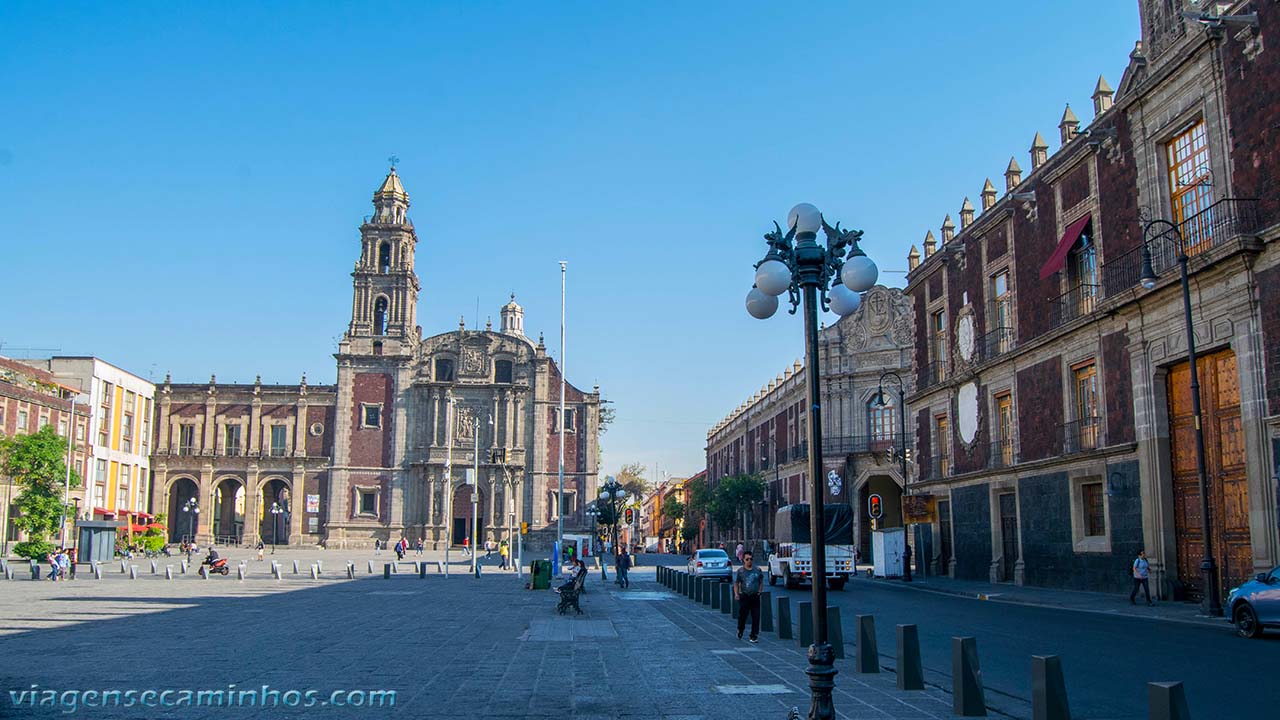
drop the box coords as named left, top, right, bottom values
left=270, top=502, right=284, bottom=554
left=1139, top=218, right=1222, bottom=617
left=597, top=476, right=629, bottom=564
left=877, top=371, right=912, bottom=580
left=747, top=203, right=879, bottom=720
left=182, top=498, right=199, bottom=545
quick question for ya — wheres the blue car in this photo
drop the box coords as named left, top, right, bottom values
left=1227, top=566, right=1280, bottom=638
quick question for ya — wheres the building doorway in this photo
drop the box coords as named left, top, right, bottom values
left=937, top=499, right=952, bottom=576
left=212, top=478, right=245, bottom=544
left=259, top=478, right=291, bottom=545
left=1168, top=348, right=1251, bottom=600
left=166, top=477, right=199, bottom=543
left=857, top=475, right=903, bottom=561
left=998, top=492, right=1019, bottom=583
left=451, top=485, right=483, bottom=547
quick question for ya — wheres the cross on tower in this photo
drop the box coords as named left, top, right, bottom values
left=388, top=155, right=400, bottom=169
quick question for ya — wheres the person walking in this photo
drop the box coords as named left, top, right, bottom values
left=499, top=540, right=509, bottom=570
left=1129, top=550, right=1153, bottom=606
left=734, top=551, right=764, bottom=642
left=617, top=548, right=632, bottom=589
left=415, top=538, right=424, bottom=557
left=374, top=538, right=382, bottom=556
left=902, top=542, right=913, bottom=582
left=735, top=542, right=745, bottom=566
left=256, top=540, right=265, bottom=562
left=462, top=536, right=471, bottom=558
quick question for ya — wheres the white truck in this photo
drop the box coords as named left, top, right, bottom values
left=766, top=503, right=856, bottom=591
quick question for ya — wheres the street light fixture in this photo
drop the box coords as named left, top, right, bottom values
left=182, top=498, right=199, bottom=545
left=270, top=502, right=284, bottom=554
left=747, top=203, right=878, bottom=720
left=597, top=476, right=629, bottom=562
left=1139, top=218, right=1222, bottom=617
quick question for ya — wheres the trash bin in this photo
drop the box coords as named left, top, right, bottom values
left=531, top=560, right=552, bottom=590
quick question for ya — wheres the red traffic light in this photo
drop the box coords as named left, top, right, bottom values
left=624, top=509, right=634, bottom=523
left=868, top=493, right=884, bottom=520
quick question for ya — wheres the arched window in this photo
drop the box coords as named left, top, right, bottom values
left=373, top=297, right=388, bottom=335
left=435, top=358, right=455, bottom=382
left=378, top=242, right=391, bottom=273
left=495, top=359, right=513, bottom=384
left=868, top=396, right=895, bottom=441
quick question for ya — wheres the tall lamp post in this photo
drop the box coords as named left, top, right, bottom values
left=598, top=476, right=628, bottom=563
left=182, top=498, right=199, bottom=545
left=746, top=203, right=879, bottom=720
left=270, top=502, right=283, bottom=554
left=1139, top=218, right=1222, bottom=617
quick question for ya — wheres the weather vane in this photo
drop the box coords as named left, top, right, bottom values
left=388, top=154, right=400, bottom=169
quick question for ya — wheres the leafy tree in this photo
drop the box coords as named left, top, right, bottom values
left=662, top=496, right=685, bottom=524
left=1, top=426, right=81, bottom=559
left=614, top=462, right=649, bottom=499
left=680, top=526, right=699, bottom=542
left=684, top=476, right=711, bottom=518
left=598, top=405, right=616, bottom=434
left=708, top=473, right=765, bottom=535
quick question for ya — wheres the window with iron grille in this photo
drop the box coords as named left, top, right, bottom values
left=1167, top=120, right=1213, bottom=252
left=1082, top=482, right=1106, bottom=537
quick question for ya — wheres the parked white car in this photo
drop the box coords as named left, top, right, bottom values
left=687, top=548, right=733, bottom=581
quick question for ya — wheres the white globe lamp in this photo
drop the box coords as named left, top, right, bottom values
left=828, top=282, right=861, bottom=316
left=787, top=203, right=822, bottom=234
left=841, top=254, right=879, bottom=292
left=754, top=259, right=791, bottom=296
left=746, top=287, right=779, bottom=319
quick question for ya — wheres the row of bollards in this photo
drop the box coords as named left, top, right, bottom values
left=655, top=566, right=1193, bottom=720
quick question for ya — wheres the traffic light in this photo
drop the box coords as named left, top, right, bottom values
left=520, top=522, right=528, bottom=535
left=624, top=508, right=634, bottom=524
left=868, top=494, right=884, bottom=520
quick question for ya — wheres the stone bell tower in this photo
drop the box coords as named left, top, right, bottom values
left=345, top=165, right=420, bottom=356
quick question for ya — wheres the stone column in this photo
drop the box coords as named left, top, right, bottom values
left=250, top=395, right=262, bottom=456
left=291, top=469, right=305, bottom=544
left=201, top=400, right=216, bottom=454
left=157, top=393, right=172, bottom=454
left=245, top=466, right=261, bottom=546
left=198, top=466, right=214, bottom=544
left=487, top=470, right=498, bottom=538
left=294, top=399, right=308, bottom=459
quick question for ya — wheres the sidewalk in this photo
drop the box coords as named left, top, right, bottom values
left=850, top=568, right=1224, bottom=628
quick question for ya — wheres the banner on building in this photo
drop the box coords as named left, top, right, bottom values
left=305, top=494, right=320, bottom=513
left=902, top=494, right=937, bottom=524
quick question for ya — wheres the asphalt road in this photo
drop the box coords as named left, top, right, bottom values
left=764, top=575, right=1279, bottom=719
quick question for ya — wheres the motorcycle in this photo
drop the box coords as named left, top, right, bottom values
left=201, top=557, right=230, bottom=576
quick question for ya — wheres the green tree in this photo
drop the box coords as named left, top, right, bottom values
left=614, top=462, right=649, bottom=499
left=662, top=496, right=685, bottom=524
left=680, top=525, right=699, bottom=542
left=684, top=476, right=711, bottom=518
left=708, top=473, right=765, bottom=536
left=1, top=426, right=82, bottom=558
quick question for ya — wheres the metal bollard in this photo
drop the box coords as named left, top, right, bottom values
left=719, top=583, right=731, bottom=615
left=896, top=624, right=925, bottom=690
left=952, top=637, right=987, bottom=717
left=151, top=560, right=157, bottom=574
left=92, top=564, right=102, bottom=580
left=310, top=564, right=319, bottom=580
left=826, top=607, right=845, bottom=660
left=368, top=560, right=375, bottom=575
left=294, top=560, right=300, bottom=574
left=1031, top=655, right=1070, bottom=720
left=120, top=560, right=128, bottom=574
left=760, top=591, right=774, bottom=632
left=181, top=561, right=188, bottom=574
left=798, top=601, right=813, bottom=647
left=1147, top=681, right=1190, bottom=720
left=273, top=565, right=283, bottom=580
left=5, top=566, right=13, bottom=580
left=165, top=565, right=174, bottom=580
left=419, top=562, right=427, bottom=579
left=436, top=561, right=444, bottom=575
left=776, top=596, right=793, bottom=640
left=237, top=565, right=245, bottom=581
left=383, top=563, right=391, bottom=579
left=316, top=560, right=323, bottom=575
left=855, top=615, right=877, bottom=672
left=0, top=558, right=6, bottom=574
left=347, top=563, right=356, bottom=580
left=392, top=562, right=399, bottom=574
left=711, top=581, right=722, bottom=610
left=703, top=579, right=714, bottom=606
left=129, top=565, right=138, bottom=580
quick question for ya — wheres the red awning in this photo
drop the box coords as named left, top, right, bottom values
left=1039, top=213, right=1092, bottom=280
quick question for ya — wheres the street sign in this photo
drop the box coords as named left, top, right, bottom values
left=903, top=494, right=938, bottom=524
left=868, top=494, right=884, bottom=520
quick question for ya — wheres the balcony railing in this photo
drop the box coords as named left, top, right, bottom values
left=822, top=434, right=909, bottom=457
left=979, top=326, right=1015, bottom=362
left=921, top=360, right=949, bottom=389
left=1101, top=198, right=1262, bottom=296
left=989, top=437, right=1017, bottom=469
left=929, top=454, right=950, bottom=479
left=1062, top=416, right=1101, bottom=454
left=790, top=442, right=809, bottom=462
left=1050, top=284, right=1099, bottom=330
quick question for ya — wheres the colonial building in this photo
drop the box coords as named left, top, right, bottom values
left=150, top=168, right=602, bottom=550
left=0, top=356, right=91, bottom=549
left=905, top=0, right=1279, bottom=598
left=706, top=284, right=914, bottom=554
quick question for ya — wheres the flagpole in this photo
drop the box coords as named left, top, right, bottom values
left=557, top=260, right=567, bottom=565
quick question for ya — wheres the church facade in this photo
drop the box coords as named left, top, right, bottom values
left=150, top=169, right=601, bottom=550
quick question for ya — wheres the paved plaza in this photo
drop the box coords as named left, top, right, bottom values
left=0, top=555, right=960, bottom=720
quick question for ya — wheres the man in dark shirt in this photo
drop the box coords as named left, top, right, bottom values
left=733, top=551, right=764, bottom=642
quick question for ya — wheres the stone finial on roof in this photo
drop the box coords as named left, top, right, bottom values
left=908, top=245, right=921, bottom=271
left=1093, top=75, right=1114, bottom=115
left=959, top=197, right=975, bottom=229
left=1059, top=105, right=1080, bottom=143
left=793, top=359, right=802, bottom=372
left=923, top=230, right=937, bottom=257
left=485, top=316, right=492, bottom=332
left=941, top=214, right=956, bottom=243
left=164, top=372, right=171, bottom=386
left=1005, top=157, right=1023, bottom=191
left=1030, top=132, right=1049, bottom=170
left=981, top=178, right=998, bottom=210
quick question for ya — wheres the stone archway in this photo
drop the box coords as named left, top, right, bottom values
left=854, top=472, right=904, bottom=561
left=258, top=477, right=292, bottom=546
left=212, top=477, right=245, bottom=544
left=451, top=485, right=484, bottom=547
left=166, top=477, right=200, bottom=543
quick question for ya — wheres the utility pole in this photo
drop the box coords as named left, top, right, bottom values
left=557, top=260, right=567, bottom=566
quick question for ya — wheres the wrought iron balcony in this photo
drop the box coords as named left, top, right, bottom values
left=1101, top=198, right=1262, bottom=296
left=920, top=360, right=949, bottom=389
left=929, top=454, right=950, bottom=479
left=988, top=437, right=1017, bottom=469
left=1062, top=416, right=1101, bottom=454
left=979, top=326, right=1015, bottom=362
left=821, top=434, right=909, bottom=457
left=1050, top=284, right=1099, bottom=329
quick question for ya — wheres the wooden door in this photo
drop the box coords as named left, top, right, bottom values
left=998, top=493, right=1019, bottom=583
left=1167, top=348, right=1252, bottom=600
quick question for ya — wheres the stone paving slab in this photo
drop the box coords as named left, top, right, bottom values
left=0, top=560, right=966, bottom=719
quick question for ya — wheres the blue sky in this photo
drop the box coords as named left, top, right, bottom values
left=0, top=1, right=1139, bottom=480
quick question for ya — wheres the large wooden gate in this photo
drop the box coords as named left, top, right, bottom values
left=1167, top=348, right=1251, bottom=600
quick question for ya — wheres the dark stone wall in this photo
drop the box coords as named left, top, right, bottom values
left=1015, top=357, right=1064, bottom=461
left=1012, top=184, right=1060, bottom=343
left=916, top=408, right=932, bottom=482
left=1258, top=264, right=1280, bottom=414
left=1059, top=162, right=1091, bottom=211
left=951, top=483, right=991, bottom=581
left=1016, top=460, right=1143, bottom=592
left=1223, top=1, right=1280, bottom=223
left=986, top=224, right=1008, bottom=262
left=913, top=287, right=929, bottom=389
left=1096, top=111, right=1141, bottom=263
left=1102, top=330, right=1135, bottom=445
left=946, top=234, right=988, bottom=338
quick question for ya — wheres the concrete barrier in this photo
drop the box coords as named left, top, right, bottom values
left=419, top=562, right=427, bottom=579
left=1148, top=681, right=1190, bottom=720
left=92, top=564, right=102, bottom=580
left=798, top=601, right=813, bottom=647
left=703, top=579, right=714, bottom=607
left=827, top=607, right=845, bottom=660
left=383, top=563, right=391, bottom=579
left=437, top=561, right=444, bottom=574
left=719, top=583, right=731, bottom=615
left=760, top=591, right=774, bottom=632
left=1031, top=655, right=1070, bottom=720
left=181, top=561, right=188, bottom=574
left=776, top=596, right=793, bottom=640
left=165, top=566, right=174, bottom=580
left=129, top=565, right=138, bottom=580
left=952, top=636, right=987, bottom=717
left=854, top=615, right=877, bottom=672
left=711, top=581, right=722, bottom=610
left=896, top=624, right=924, bottom=690
left=120, top=560, right=128, bottom=574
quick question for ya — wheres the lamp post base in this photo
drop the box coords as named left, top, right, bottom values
left=1200, top=558, right=1223, bottom=617
left=805, top=643, right=837, bottom=720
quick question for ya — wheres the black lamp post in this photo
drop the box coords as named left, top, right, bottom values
left=1139, top=218, right=1222, bottom=617
left=270, top=502, right=283, bottom=554
left=182, top=498, right=199, bottom=545
left=747, top=203, right=879, bottom=720
left=598, top=476, right=629, bottom=563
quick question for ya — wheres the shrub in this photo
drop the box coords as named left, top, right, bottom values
left=14, top=540, right=57, bottom=560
